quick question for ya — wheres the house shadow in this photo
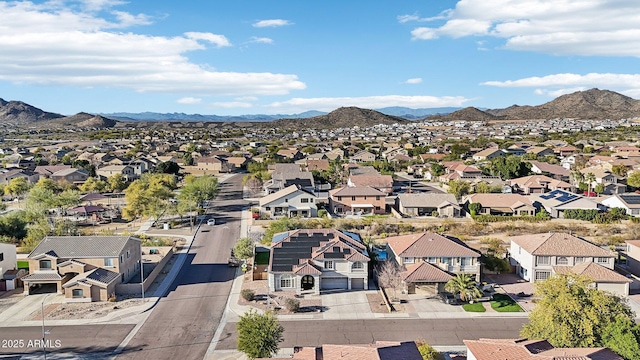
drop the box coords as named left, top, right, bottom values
left=161, top=254, right=237, bottom=295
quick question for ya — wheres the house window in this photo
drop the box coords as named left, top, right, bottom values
left=280, top=275, right=293, bottom=288
left=404, top=257, right=415, bottom=264
left=285, top=198, right=288, bottom=203
left=535, top=271, right=551, bottom=281
left=301, top=198, right=309, bottom=203
left=0, top=253, right=3, bottom=261
left=127, top=250, right=130, bottom=259
left=39, top=260, right=52, bottom=270
left=104, top=258, right=115, bottom=267
left=597, top=257, right=609, bottom=264
left=375, top=206, right=381, bottom=211
left=575, top=257, right=585, bottom=264
left=351, top=196, right=356, bottom=201
left=441, top=257, right=452, bottom=265
left=120, top=254, right=125, bottom=263
left=310, top=198, right=314, bottom=203
left=72, top=289, right=83, bottom=298
left=265, top=206, right=270, bottom=211
left=426, top=257, right=437, bottom=264
left=324, top=261, right=334, bottom=270
left=352, top=262, right=365, bottom=272
left=337, top=196, right=342, bottom=201
left=536, top=256, right=551, bottom=265
left=556, top=256, right=568, bottom=265
left=376, top=196, right=380, bottom=200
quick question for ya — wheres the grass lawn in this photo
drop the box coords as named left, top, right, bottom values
left=17, top=260, right=29, bottom=269
left=462, top=302, right=486, bottom=312
left=490, top=294, right=524, bottom=312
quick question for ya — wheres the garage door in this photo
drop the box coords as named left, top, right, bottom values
left=351, top=278, right=365, bottom=290
left=415, top=283, right=438, bottom=295
left=597, top=282, right=628, bottom=296
left=321, top=277, right=348, bottom=290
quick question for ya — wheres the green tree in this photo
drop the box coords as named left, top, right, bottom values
left=585, top=172, right=596, bottom=195
left=122, top=173, right=177, bottom=223
left=72, top=159, right=96, bottom=177
left=33, top=178, right=62, bottom=193
left=602, top=316, right=640, bottom=360
left=234, top=237, right=254, bottom=260
left=445, top=273, right=481, bottom=302
left=79, top=177, right=108, bottom=193
left=447, top=180, right=470, bottom=201
left=0, top=211, right=29, bottom=243
left=182, top=152, right=194, bottom=166
left=156, top=161, right=181, bottom=175
left=612, top=164, right=630, bottom=177
left=468, top=202, right=482, bottom=216
left=628, top=171, right=640, bottom=188
left=521, top=274, right=634, bottom=348
left=4, top=177, right=31, bottom=199
left=430, top=163, right=445, bottom=177
left=108, top=173, right=128, bottom=192
left=595, top=183, right=605, bottom=195
left=489, top=155, right=532, bottom=179
left=237, top=309, right=284, bottom=359
left=178, top=175, right=219, bottom=208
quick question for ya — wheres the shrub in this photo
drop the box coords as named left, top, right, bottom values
left=285, top=298, right=300, bottom=313
left=415, top=339, right=444, bottom=360
left=472, top=215, right=549, bottom=223
left=318, top=209, right=328, bottom=218
left=431, top=211, right=439, bottom=217
left=241, top=289, right=255, bottom=302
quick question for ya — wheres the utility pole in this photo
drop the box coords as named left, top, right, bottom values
left=140, top=241, right=145, bottom=303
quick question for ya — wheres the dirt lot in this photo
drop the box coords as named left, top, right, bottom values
left=27, top=299, right=143, bottom=321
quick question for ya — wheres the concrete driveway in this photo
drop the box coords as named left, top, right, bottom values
left=486, top=274, right=535, bottom=312
left=407, top=293, right=464, bottom=314
left=321, top=290, right=375, bottom=319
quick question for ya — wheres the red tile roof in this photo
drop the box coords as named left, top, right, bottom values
left=386, top=232, right=480, bottom=258
left=403, top=261, right=453, bottom=283
left=510, top=233, right=614, bottom=257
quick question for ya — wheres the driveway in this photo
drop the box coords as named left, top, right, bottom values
left=486, top=274, right=535, bottom=312
left=321, top=290, right=375, bottom=319
left=406, top=293, right=464, bottom=314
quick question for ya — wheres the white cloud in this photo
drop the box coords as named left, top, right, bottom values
left=0, top=1, right=305, bottom=96
left=235, top=96, right=258, bottom=101
left=212, top=101, right=253, bottom=108
left=404, top=78, right=423, bottom=84
left=266, top=95, right=470, bottom=113
left=398, top=10, right=452, bottom=23
left=185, top=32, right=231, bottom=48
left=409, top=0, right=640, bottom=57
left=177, top=97, right=202, bottom=104
left=482, top=72, right=640, bottom=99
left=248, top=36, right=274, bottom=44
left=252, top=19, right=292, bottom=28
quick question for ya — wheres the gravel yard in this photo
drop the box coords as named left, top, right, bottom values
left=27, top=298, right=143, bottom=321
left=239, top=278, right=322, bottom=315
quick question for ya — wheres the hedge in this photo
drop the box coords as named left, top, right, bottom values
left=472, top=215, right=549, bottom=223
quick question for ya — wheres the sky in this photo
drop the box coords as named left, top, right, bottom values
left=1, top=0, right=640, bottom=116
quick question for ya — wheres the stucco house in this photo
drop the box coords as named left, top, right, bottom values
left=465, top=193, right=536, bottom=216
left=508, top=175, right=573, bottom=195
left=0, top=243, right=17, bottom=291
left=50, top=168, right=90, bottom=184
left=268, top=229, right=369, bottom=294
left=96, top=165, right=136, bottom=182
left=347, top=174, right=394, bottom=194
left=350, top=150, right=376, bottom=163
left=472, top=148, right=505, bottom=162
left=532, top=190, right=602, bottom=218
left=395, top=193, right=461, bottom=217
left=509, top=233, right=620, bottom=290
left=601, top=194, right=640, bottom=217
left=21, top=236, right=142, bottom=302
left=386, top=232, right=481, bottom=294
left=465, top=338, right=622, bottom=360
left=258, top=184, right=318, bottom=219
left=329, top=186, right=386, bottom=215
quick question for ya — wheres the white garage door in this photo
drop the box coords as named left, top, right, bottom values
left=351, top=278, right=365, bottom=290
left=597, top=282, right=628, bottom=296
left=321, top=277, right=348, bottom=290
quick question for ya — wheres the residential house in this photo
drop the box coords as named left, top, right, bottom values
left=226, top=156, right=248, bottom=169
left=305, top=159, right=330, bottom=172
left=472, top=148, right=505, bottom=162
left=579, top=167, right=624, bottom=194
left=502, top=145, right=526, bottom=156
left=278, top=341, right=422, bottom=360
left=348, top=165, right=379, bottom=176
left=464, top=338, right=622, bottom=360
left=554, top=145, right=578, bottom=157
left=21, top=236, right=142, bottom=302
left=465, top=193, right=536, bottom=216
left=195, top=156, right=231, bottom=174
left=347, top=174, right=394, bottom=194
left=0, top=169, right=39, bottom=185
left=259, top=184, right=318, bottom=219
left=508, top=175, right=573, bottom=195
left=264, top=164, right=315, bottom=194
left=525, top=146, right=555, bottom=158
left=96, top=165, right=136, bottom=182
left=386, top=232, right=481, bottom=294
left=527, top=160, right=571, bottom=181
left=329, top=186, right=386, bottom=215
left=533, top=190, right=602, bottom=218
left=50, top=168, right=90, bottom=184
left=624, top=240, right=640, bottom=278
left=268, top=229, right=369, bottom=294
left=350, top=150, right=376, bottom=163
left=0, top=243, right=17, bottom=291
left=602, top=194, right=640, bottom=216
left=395, top=193, right=461, bottom=217
left=277, top=149, right=304, bottom=161
left=34, top=165, right=72, bottom=179
left=552, top=261, right=631, bottom=296
left=510, top=233, right=617, bottom=287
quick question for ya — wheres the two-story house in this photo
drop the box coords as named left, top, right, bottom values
left=259, top=184, right=318, bottom=219
left=386, top=232, right=481, bottom=295
left=347, top=174, right=394, bottom=194
left=21, top=236, right=142, bottom=302
left=350, top=150, right=376, bottom=163
left=268, top=229, right=369, bottom=295
left=50, top=168, right=90, bottom=184
left=508, top=175, right=573, bottom=195
left=96, top=165, right=136, bottom=182
left=0, top=243, right=17, bottom=291
left=509, top=233, right=626, bottom=294
left=329, top=186, right=386, bottom=215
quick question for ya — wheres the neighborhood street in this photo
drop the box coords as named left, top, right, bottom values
left=116, top=174, right=246, bottom=360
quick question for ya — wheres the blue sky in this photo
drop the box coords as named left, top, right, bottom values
left=1, top=0, right=640, bottom=116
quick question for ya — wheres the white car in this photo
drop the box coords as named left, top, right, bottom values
left=206, top=219, right=216, bottom=226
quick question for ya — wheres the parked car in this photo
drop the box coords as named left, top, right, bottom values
left=206, top=218, right=216, bottom=226
left=439, top=292, right=459, bottom=305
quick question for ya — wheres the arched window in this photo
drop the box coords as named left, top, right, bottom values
left=280, top=274, right=293, bottom=288
left=351, top=261, right=365, bottom=272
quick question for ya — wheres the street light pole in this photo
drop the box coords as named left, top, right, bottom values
left=41, top=293, right=52, bottom=360
left=140, top=241, right=145, bottom=303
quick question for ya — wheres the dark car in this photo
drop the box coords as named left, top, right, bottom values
left=439, top=292, right=459, bottom=305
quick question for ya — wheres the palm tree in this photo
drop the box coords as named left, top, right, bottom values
left=445, top=273, right=482, bottom=302
left=585, top=172, right=596, bottom=196
left=571, top=171, right=584, bottom=187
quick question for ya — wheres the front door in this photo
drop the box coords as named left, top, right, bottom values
left=301, top=275, right=314, bottom=290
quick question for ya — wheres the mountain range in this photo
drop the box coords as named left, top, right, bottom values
left=1, top=88, right=639, bottom=130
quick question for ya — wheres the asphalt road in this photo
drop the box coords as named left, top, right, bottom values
left=0, top=324, right=135, bottom=356
left=116, top=174, right=246, bottom=360
left=215, top=318, right=528, bottom=350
